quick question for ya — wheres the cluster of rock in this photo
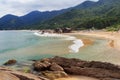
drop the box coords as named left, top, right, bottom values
left=0, top=67, right=41, bottom=80
left=33, top=56, right=120, bottom=80
left=2, top=56, right=120, bottom=80
left=54, top=28, right=72, bottom=33
left=4, top=59, right=17, bottom=65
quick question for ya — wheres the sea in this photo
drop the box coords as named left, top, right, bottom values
left=0, top=31, right=120, bottom=65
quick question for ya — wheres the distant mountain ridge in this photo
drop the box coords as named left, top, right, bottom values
left=0, top=9, right=70, bottom=30
left=0, top=0, right=120, bottom=30
left=37, top=0, right=120, bottom=30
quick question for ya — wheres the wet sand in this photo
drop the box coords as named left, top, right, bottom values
left=65, top=30, right=120, bottom=51
left=59, top=30, right=120, bottom=80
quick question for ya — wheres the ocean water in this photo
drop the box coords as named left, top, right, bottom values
left=0, top=31, right=120, bottom=65
left=0, top=31, right=83, bottom=65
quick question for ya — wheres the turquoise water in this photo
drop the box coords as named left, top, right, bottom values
left=0, top=31, right=71, bottom=65
left=0, top=31, right=120, bottom=65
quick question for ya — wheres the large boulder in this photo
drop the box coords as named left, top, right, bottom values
left=50, top=63, right=64, bottom=71
left=64, top=67, right=120, bottom=79
left=33, top=61, right=51, bottom=71
left=33, top=56, right=120, bottom=80
left=4, top=59, right=17, bottom=66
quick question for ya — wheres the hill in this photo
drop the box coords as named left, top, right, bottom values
left=0, top=9, right=69, bottom=30
left=37, top=0, right=120, bottom=31
left=0, top=0, right=120, bottom=30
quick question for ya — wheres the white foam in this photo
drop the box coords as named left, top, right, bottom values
left=34, top=32, right=68, bottom=37
left=69, top=39, right=84, bottom=53
left=34, top=32, right=84, bottom=53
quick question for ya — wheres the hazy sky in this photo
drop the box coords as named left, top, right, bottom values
left=0, top=0, right=98, bottom=17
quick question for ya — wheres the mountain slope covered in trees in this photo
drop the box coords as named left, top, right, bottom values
left=0, top=9, right=69, bottom=30
left=0, top=0, right=120, bottom=30
left=37, top=0, right=120, bottom=31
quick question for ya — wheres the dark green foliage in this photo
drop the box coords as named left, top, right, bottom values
left=0, top=0, right=120, bottom=30
left=36, top=0, right=120, bottom=30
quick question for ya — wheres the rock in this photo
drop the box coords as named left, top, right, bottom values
left=54, top=28, right=63, bottom=33
left=50, top=63, right=64, bottom=71
left=41, top=71, right=68, bottom=80
left=0, top=71, right=20, bottom=80
left=82, top=61, right=120, bottom=71
left=54, top=28, right=72, bottom=33
left=13, top=74, right=34, bottom=80
left=50, top=56, right=85, bottom=67
left=0, top=67, right=42, bottom=80
left=4, top=59, right=17, bottom=65
left=62, top=27, right=72, bottom=33
left=33, top=56, right=120, bottom=80
left=64, top=67, right=120, bottom=79
left=33, top=61, right=51, bottom=71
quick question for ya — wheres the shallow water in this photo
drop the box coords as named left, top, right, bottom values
left=0, top=31, right=120, bottom=65
left=63, top=34, right=120, bottom=65
left=0, top=31, right=72, bottom=64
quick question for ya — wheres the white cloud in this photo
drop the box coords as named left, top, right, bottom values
left=0, top=0, right=98, bottom=17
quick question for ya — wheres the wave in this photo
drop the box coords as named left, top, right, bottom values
left=34, top=32, right=84, bottom=53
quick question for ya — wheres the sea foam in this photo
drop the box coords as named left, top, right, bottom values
left=34, top=32, right=84, bottom=53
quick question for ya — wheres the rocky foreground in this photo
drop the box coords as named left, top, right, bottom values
left=1, top=56, right=120, bottom=80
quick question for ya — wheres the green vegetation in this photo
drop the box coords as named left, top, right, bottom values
left=0, top=0, right=120, bottom=31
left=23, top=67, right=31, bottom=73
left=35, top=0, right=120, bottom=31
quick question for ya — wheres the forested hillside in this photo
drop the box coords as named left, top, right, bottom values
left=0, top=9, right=69, bottom=30
left=0, top=0, right=120, bottom=30
left=37, top=0, right=120, bottom=31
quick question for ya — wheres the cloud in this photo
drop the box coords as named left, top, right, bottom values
left=0, top=0, right=98, bottom=17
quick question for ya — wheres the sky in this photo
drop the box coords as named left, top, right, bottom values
left=0, top=0, right=98, bottom=17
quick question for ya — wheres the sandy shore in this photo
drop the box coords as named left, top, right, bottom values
left=57, top=31, right=117, bottom=80
left=65, top=30, right=120, bottom=51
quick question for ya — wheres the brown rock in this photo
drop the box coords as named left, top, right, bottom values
left=33, top=56, right=120, bottom=80
left=41, top=71, right=68, bottom=80
left=65, top=67, right=120, bottom=79
left=33, top=61, right=51, bottom=71
left=0, top=71, right=20, bottom=80
left=4, top=59, right=17, bottom=65
left=50, top=63, right=64, bottom=71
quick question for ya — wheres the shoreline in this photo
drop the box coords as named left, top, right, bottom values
left=1, top=30, right=120, bottom=80
left=34, top=31, right=84, bottom=53
left=65, top=30, right=120, bottom=51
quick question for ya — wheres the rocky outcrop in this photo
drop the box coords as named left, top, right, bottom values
left=41, top=71, right=68, bottom=80
left=33, top=60, right=51, bottom=71
left=50, top=63, right=64, bottom=71
left=33, top=56, right=120, bottom=80
left=33, top=58, right=66, bottom=79
left=0, top=67, right=42, bottom=80
left=4, top=59, right=17, bottom=65
left=54, top=28, right=72, bottom=33
left=0, top=71, right=20, bottom=80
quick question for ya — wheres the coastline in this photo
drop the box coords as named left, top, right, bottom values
left=65, top=30, right=120, bottom=51
left=34, top=31, right=84, bottom=53
left=1, top=30, right=120, bottom=80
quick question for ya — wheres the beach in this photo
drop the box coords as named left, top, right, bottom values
left=62, top=30, right=120, bottom=65
left=56, top=30, right=120, bottom=80
left=0, top=30, right=120, bottom=80
left=66, top=30, right=120, bottom=51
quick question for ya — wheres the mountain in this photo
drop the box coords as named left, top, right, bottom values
left=37, top=0, right=120, bottom=30
left=0, top=14, right=24, bottom=30
left=0, top=9, right=69, bottom=30
left=0, top=0, right=120, bottom=30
